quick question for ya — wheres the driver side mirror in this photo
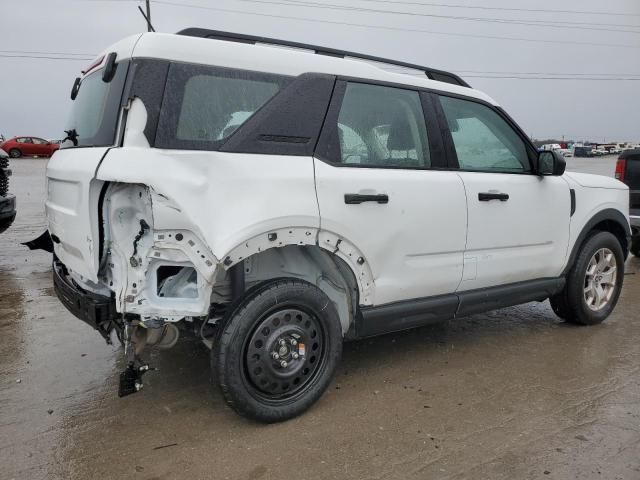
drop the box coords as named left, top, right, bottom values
left=537, top=150, right=565, bottom=176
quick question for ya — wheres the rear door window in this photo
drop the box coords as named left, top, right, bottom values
left=318, top=82, right=431, bottom=168
left=155, top=64, right=290, bottom=150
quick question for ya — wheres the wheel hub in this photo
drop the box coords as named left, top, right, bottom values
left=583, top=247, right=617, bottom=312
left=244, top=308, right=324, bottom=397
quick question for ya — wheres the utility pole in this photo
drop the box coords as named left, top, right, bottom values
left=145, top=0, right=152, bottom=32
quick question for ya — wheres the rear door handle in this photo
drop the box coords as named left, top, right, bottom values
left=344, top=193, right=389, bottom=204
left=478, top=192, right=509, bottom=202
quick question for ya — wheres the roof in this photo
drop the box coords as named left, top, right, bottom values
left=95, top=32, right=498, bottom=106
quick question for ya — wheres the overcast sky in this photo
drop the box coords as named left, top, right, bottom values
left=1, top=0, right=639, bottom=142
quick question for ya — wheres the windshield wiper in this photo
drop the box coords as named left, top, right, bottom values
left=62, top=129, right=79, bottom=146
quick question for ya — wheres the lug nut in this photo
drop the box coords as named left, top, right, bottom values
left=290, top=338, right=298, bottom=346
left=280, top=360, right=288, bottom=368
left=271, top=352, right=280, bottom=360
left=279, top=339, right=287, bottom=346
left=292, top=352, right=299, bottom=360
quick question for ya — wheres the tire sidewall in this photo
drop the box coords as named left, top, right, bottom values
left=214, top=279, right=343, bottom=423
left=567, top=231, right=625, bottom=325
left=9, top=148, right=21, bottom=158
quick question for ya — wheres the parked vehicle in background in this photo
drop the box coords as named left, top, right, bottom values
left=615, top=149, right=640, bottom=256
left=0, top=148, right=16, bottom=233
left=574, top=146, right=595, bottom=157
left=558, top=149, right=573, bottom=157
left=541, top=143, right=562, bottom=152
left=43, top=30, right=631, bottom=422
left=0, top=136, right=60, bottom=158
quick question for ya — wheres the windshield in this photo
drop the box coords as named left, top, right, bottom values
left=61, top=60, right=129, bottom=149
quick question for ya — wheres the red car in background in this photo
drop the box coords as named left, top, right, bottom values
left=0, top=137, right=59, bottom=158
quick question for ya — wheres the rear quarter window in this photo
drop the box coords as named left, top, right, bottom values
left=61, top=60, right=130, bottom=149
left=155, top=63, right=290, bottom=151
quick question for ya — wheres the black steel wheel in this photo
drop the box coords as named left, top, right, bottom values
left=213, top=279, right=342, bottom=422
left=9, top=148, right=21, bottom=158
left=244, top=307, right=325, bottom=400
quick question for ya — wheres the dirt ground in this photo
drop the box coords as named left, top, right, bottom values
left=1, top=157, right=639, bottom=480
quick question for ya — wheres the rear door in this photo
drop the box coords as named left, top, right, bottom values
left=434, top=93, right=570, bottom=290
left=314, top=80, right=467, bottom=306
left=46, top=58, right=129, bottom=281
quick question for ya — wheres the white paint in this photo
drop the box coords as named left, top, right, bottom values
left=46, top=147, right=107, bottom=282
left=314, top=160, right=467, bottom=305
left=456, top=173, right=570, bottom=290
left=91, top=32, right=496, bottom=106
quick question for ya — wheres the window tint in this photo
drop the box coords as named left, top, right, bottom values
left=439, top=95, right=530, bottom=172
left=32, top=138, right=47, bottom=144
left=156, top=63, right=290, bottom=150
left=328, top=82, right=430, bottom=168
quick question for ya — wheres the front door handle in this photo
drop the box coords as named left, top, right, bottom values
left=344, top=193, right=389, bottom=204
left=478, top=192, right=509, bottom=202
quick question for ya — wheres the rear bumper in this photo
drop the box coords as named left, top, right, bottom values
left=53, top=257, right=118, bottom=338
left=0, top=194, right=16, bottom=233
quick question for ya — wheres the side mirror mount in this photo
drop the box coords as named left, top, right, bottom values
left=537, top=150, right=565, bottom=176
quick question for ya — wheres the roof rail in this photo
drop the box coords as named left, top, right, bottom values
left=176, top=28, right=470, bottom=88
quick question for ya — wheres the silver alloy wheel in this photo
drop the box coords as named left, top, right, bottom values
left=583, top=248, right=617, bottom=311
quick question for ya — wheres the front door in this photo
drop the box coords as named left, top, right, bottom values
left=435, top=93, right=570, bottom=291
left=314, top=81, right=467, bottom=306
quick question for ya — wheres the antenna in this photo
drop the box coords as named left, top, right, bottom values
left=138, top=1, right=155, bottom=32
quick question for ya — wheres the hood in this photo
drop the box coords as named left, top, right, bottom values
left=564, top=172, right=628, bottom=190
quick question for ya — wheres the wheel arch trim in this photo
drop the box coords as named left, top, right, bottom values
left=563, top=208, right=631, bottom=275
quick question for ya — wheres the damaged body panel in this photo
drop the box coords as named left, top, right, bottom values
left=44, top=30, right=631, bottom=421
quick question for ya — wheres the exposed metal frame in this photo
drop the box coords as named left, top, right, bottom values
left=176, top=28, right=471, bottom=88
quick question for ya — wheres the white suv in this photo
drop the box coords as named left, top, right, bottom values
left=44, top=30, right=631, bottom=422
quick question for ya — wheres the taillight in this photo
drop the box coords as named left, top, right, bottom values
left=615, top=158, right=626, bottom=182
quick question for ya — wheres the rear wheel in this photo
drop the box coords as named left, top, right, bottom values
left=9, top=148, right=21, bottom=158
left=213, top=279, right=343, bottom=422
left=551, top=231, right=624, bottom=325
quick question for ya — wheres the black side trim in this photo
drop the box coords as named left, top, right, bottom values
left=221, top=73, right=335, bottom=156
left=357, top=277, right=565, bottom=338
left=562, top=208, right=632, bottom=275
left=176, top=28, right=470, bottom=88
left=358, top=294, right=458, bottom=338
left=124, top=59, right=170, bottom=146
left=456, top=277, right=564, bottom=317
left=570, top=188, right=576, bottom=216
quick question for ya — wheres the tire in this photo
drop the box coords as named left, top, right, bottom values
left=9, top=148, right=21, bottom=158
left=213, top=278, right=343, bottom=423
left=631, top=237, right=640, bottom=257
left=553, top=231, right=625, bottom=325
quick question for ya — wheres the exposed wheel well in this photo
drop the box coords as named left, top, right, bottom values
left=564, top=209, right=631, bottom=275
left=214, top=245, right=360, bottom=334
left=589, top=219, right=629, bottom=256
